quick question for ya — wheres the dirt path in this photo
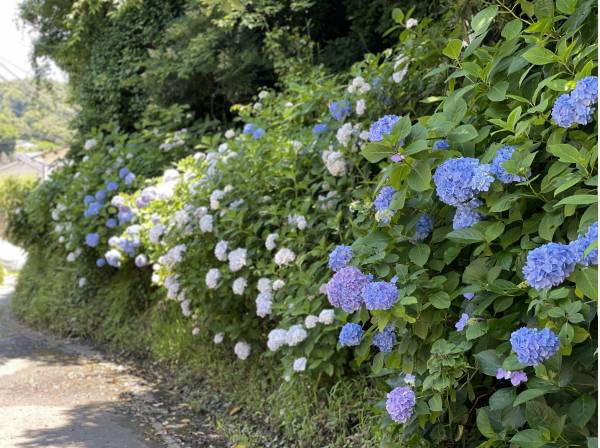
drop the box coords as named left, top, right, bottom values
left=0, top=276, right=172, bottom=448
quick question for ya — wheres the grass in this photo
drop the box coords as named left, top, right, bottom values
left=12, top=243, right=382, bottom=447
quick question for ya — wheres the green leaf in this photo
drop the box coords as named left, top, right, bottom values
left=514, top=389, right=549, bottom=407
left=538, top=213, right=564, bottom=241
left=534, top=0, right=554, bottom=18
left=525, top=400, right=560, bottom=430
left=466, top=320, right=487, bottom=340
left=487, top=81, right=509, bottom=102
left=476, top=408, right=497, bottom=439
left=471, top=5, right=498, bottom=36
left=556, top=0, right=576, bottom=14
left=392, top=8, right=404, bottom=23
left=546, top=143, right=584, bottom=164
left=522, top=46, right=558, bottom=65
left=448, top=124, right=478, bottom=143
left=443, top=39, right=463, bottom=59
left=447, top=227, right=485, bottom=242
left=407, top=159, right=432, bottom=192
left=555, top=195, right=597, bottom=206
left=428, top=394, right=443, bottom=412
left=409, top=244, right=430, bottom=266
left=576, top=267, right=598, bottom=300
left=490, top=388, right=516, bottom=411
left=361, top=142, right=392, bottom=163
left=484, top=222, right=505, bottom=242
left=502, top=19, right=523, bottom=40
left=568, top=395, right=596, bottom=428
left=511, top=429, right=546, bottom=448
left=474, top=350, right=502, bottom=376
left=429, top=291, right=451, bottom=309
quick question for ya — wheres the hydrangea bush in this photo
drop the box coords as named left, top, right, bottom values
left=7, top=2, right=597, bottom=446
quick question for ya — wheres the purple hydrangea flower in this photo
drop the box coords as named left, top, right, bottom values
left=414, top=213, right=433, bottom=241
left=386, top=386, right=416, bottom=423
left=433, top=139, right=449, bottom=150
left=329, top=100, right=352, bottom=121
left=455, top=313, right=469, bottom=331
left=362, top=281, right=399, bottom=310
left=390, top=153, right=405, bottom=163
left=85, top=232, right=100, bottom=247
left=433, top=157, right=494, bottom=206
left=374, top=186, right=396, bottom=211
left=326, top=266, right=368, bottom=312
left=328, top=245, right=353, bottom=271
left=510, top=371, right=528, bottom=386
left=510, top=327, right=560, bottom=366
left=312, top=123, right=328, bottom=135
left=522, top=242, right=578, bottom=290
left=339, top=323, right=364, bottom=346
left=372, top=325, right=396, bottom=352
left=463, top=292, right=475, bottom=301
left=368, top=115, right=400, bottom=142
left=491, top=146, right=526, bottom=184
left=453, top=200, right=483, bottom=230
left=569, top=221, right=598, bottom=267
left=496, top=368, right=511, bottom=380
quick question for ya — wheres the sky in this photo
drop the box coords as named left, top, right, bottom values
left=0, top=0, right=66, bottom=82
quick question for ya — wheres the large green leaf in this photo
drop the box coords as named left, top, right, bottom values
left=576, top=267, right=598, bottom=300
left=568, top=395, right=596, bottom=428
left=523, top=46, right=557, bottom=65
left=474, top=350, right=502, bottom=376
left=514, top=389, right=549, bottom=407
left=511, top=429, right=546, bottom=448
left=407, top=159, right=432, bottom=191
left=471, top=5, right=498, bottom=35
left=361, top=142, right=392, bottom=163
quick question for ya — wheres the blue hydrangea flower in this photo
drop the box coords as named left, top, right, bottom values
left=510, top=327, right=560, bottom=366
left=329, top=100, right=352, bottom=121
left=252, top=128, right=265, bottom=139
left=463, top=292, right=475, bottom=300
left=106, top=218, right=117, bottom=229
left=135, top=254, right=148, bottom=268
left=374, top=186, right=396, bottom=212
left=362, top=281, right=399, bottom=310
left=96, top=258, right=106, bottom=267
left=95, top=190, right=107, bottom=202
left=326, top=266, right=368, bottom=312
left=124, top=172, right=136, bottom=185
left=455, top=313, right=469, bottom=331
left=84, top=195, right=95, bottom=205
left=491, top=146, right=526, bottom=183
left=571, top=76, right=598, bottom=119
left=523, top=242, right=578, bottom=290
left=106, top=181, right=119, bottom=192
left=453, top=200, right=483, bottom=230
left=339, top=323, right=364, bottom=346
left=433, top=139, right=449, bottom=150
left=433, top=157, right=494, bottom=206
left=84, top=202, right=103, bottom=218
left=118, top=167, right=130, bottom=179
left=386, top=386, right=416, bottom=423
left=551, top=94, right=576, bottom=128
left=414, top=213, right=433, bottom=241
left=509, top=371, right=528, bottom=386
left=368, top=115, right=400, bottom=142
left=328, top=245, right=353, bottom=271
left=243, top=123, right=255, bottom=135
left=404, top=373, right=416, bottom=385
left=372, top=325, right=396, bottom=352
left=569, top=221, right=598, bottom=266
left=85, top=232, right=100, bottom=248
left=312, top=123, right=328, bottom=135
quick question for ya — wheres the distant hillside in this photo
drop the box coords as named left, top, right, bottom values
left=0, top=79, right=75, bottom=154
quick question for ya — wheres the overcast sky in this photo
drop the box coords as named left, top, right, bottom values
left=0, top=0, right=66, bottom=82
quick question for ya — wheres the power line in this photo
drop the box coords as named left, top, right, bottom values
left=0, top=55, right=32, bottom=76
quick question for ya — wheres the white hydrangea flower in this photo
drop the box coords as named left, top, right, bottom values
left=393, top=54, right=409, bottom=83
left=174, top=210, right=190, bottom=227
left=265, top=233, right=278, bottom=251
left=181, top=299, right=192, bottom=317
left=67, top=252, right=77, bottom=262
left=256, top=291, right=273, bottom=317
left=347, top=76, right=371, bottom=94
left=228, top=248, right=247, bottom=272
left=258, top=90, right=269, bottom=99
left=192, top=327, right=200, bottom=336
left=356, top=99, right=366, bottom=116
left=286, top=325, right=308, bottom=346
left=253, top=102, right=262, bottom=111
left=149, top=224, right=165, bottom=244
left=205, top=268, right=220, bottom=289
left=225, top=129, right=236, bottom=139
left=232, top=277, right=247, bottom=295
left=319, top=283, right=328, bottom=295
left=293, top=357, right=307, bottom=372
left=78, top=277, right=87, bottom=288
left=287, top=214, right=308, bottom=230
left=274, top=248, right=296, bottom=267
left=336, top=123, right=353, bottom=147
left=272, top=279, right=285, bottom=290
left=214, top=240, right=229, bottom=261
left=322, top=150, right=347, bottom=177
left=159, top=244, right=186, bottom=269
left=223, top=184, right=234, bottom=193
left=359, top=130, right=370, bottom=141
left=84, top=138, right=97, bottom=150
left=234, top=341, right=251, bottom=360
left=267, top=329, right=288, bottom=351
left=210, top=189, right=225, bottom=210
left=318, top=309, right=335, bottom=325
left=257, top=278, right=272, bottom=293
left=199, top=214, right=214, bottom=233
left=214, top=332, right=224, bottom=344
left=406, top=18, right=418, bottom=28
left=304, top=315, right=319, bottom=329
left=82, top=155, right=90, bottom=162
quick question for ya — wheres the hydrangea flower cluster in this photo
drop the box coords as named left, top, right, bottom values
left=551, top=76, right=598, bottom=128
left=433, top=157, right=494, bottom=206
left=326, top=266, right=368, bottom=312
left=274, top=248, right=296, bottom=266
left=453, top=199, right=483, bottom=230
left=338, top=323, right=364, bottom=346
left=510, top=327, right=560, bottom=366
left=328, top=245, right=353, bottom=271
left=455, top=313, right=470, bottom=331
left=234, top=341, right=251, bottom=360
left=372, top=325, right=396, bottom=352
left=413, top=213, right=433, bottom=241
left=490, top=146, right=526, bottom=184
left=312, top=123, right=328, bottom=136
left=522, top=242, right=578, bottom=290
left=329, top=100, right=352, bottom=121
left=322, top=150, right=347, bottom=177
left=85, top=232, right=100, bottom=247
left=385, top=386, right=416, bottom=423
left=368, top=115, right=400, bottom=142
left=569, top=221, right=598, bottom=267
left=496, top=368, right=528, bottom=386
left=433, top=139, right=449, bottom=150
left=362, top=281, right=398, bottom=310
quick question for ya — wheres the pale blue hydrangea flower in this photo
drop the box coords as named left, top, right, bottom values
left=329, top=100, right=352, bottom=121
left=328, top=245, right=353, bottom=271
left=339, top=323, right=364, bottom=346
left=374, top=186, right=396, bottom=211
left=119, top=167, right=130, bottom=179
left=551, top=77, right=598, bottom=127
left=95, top=189, right=107, bottom=202
left=386, top=386, right=416, bottom=423
left=362, top=281, right=399, bottom=310
left=326, top=266, right=368, bottom=312
left=453, top=199, right=483, bottom=230
left=243, top=123, right=255, bottom=135
left=372, top=325, right=396, bottom=352
left=455, top=313, right=469, bottom=331
left=433, top=139, right=449, bottom=150
left=84, top=195, right=95, bottom=205
left=312, top=123, right=328, bottom=135
left=433, top=158, right=494, bottom=206
left=571, top=76, right=598, bottom=106
left=85, top=232, right=100, bottom=247
left=491, top=146, right=526, bottom=184
left=510, top=327, right=560, bottom=366
left=96, top=258, right=106, bottom=267
left=106, top=181, right=119, bottom=191
left=522, top=242, right=578, bottom=290
left=569, top=221, right=598, bottom=267
left=252, top=128, right=265, bottom=139
left=463, top=292, right=475, bottom=300
left=551, top=94, right=576, bottom=128
left=414, top=214, right=433, bottom=241
left=135, top=254, right=148, bottom=268
left=105, top=249, right=122, bottom=268
left=106, top=218, right=117, bottom=229
left=368, top=115, right=400, bottom=142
